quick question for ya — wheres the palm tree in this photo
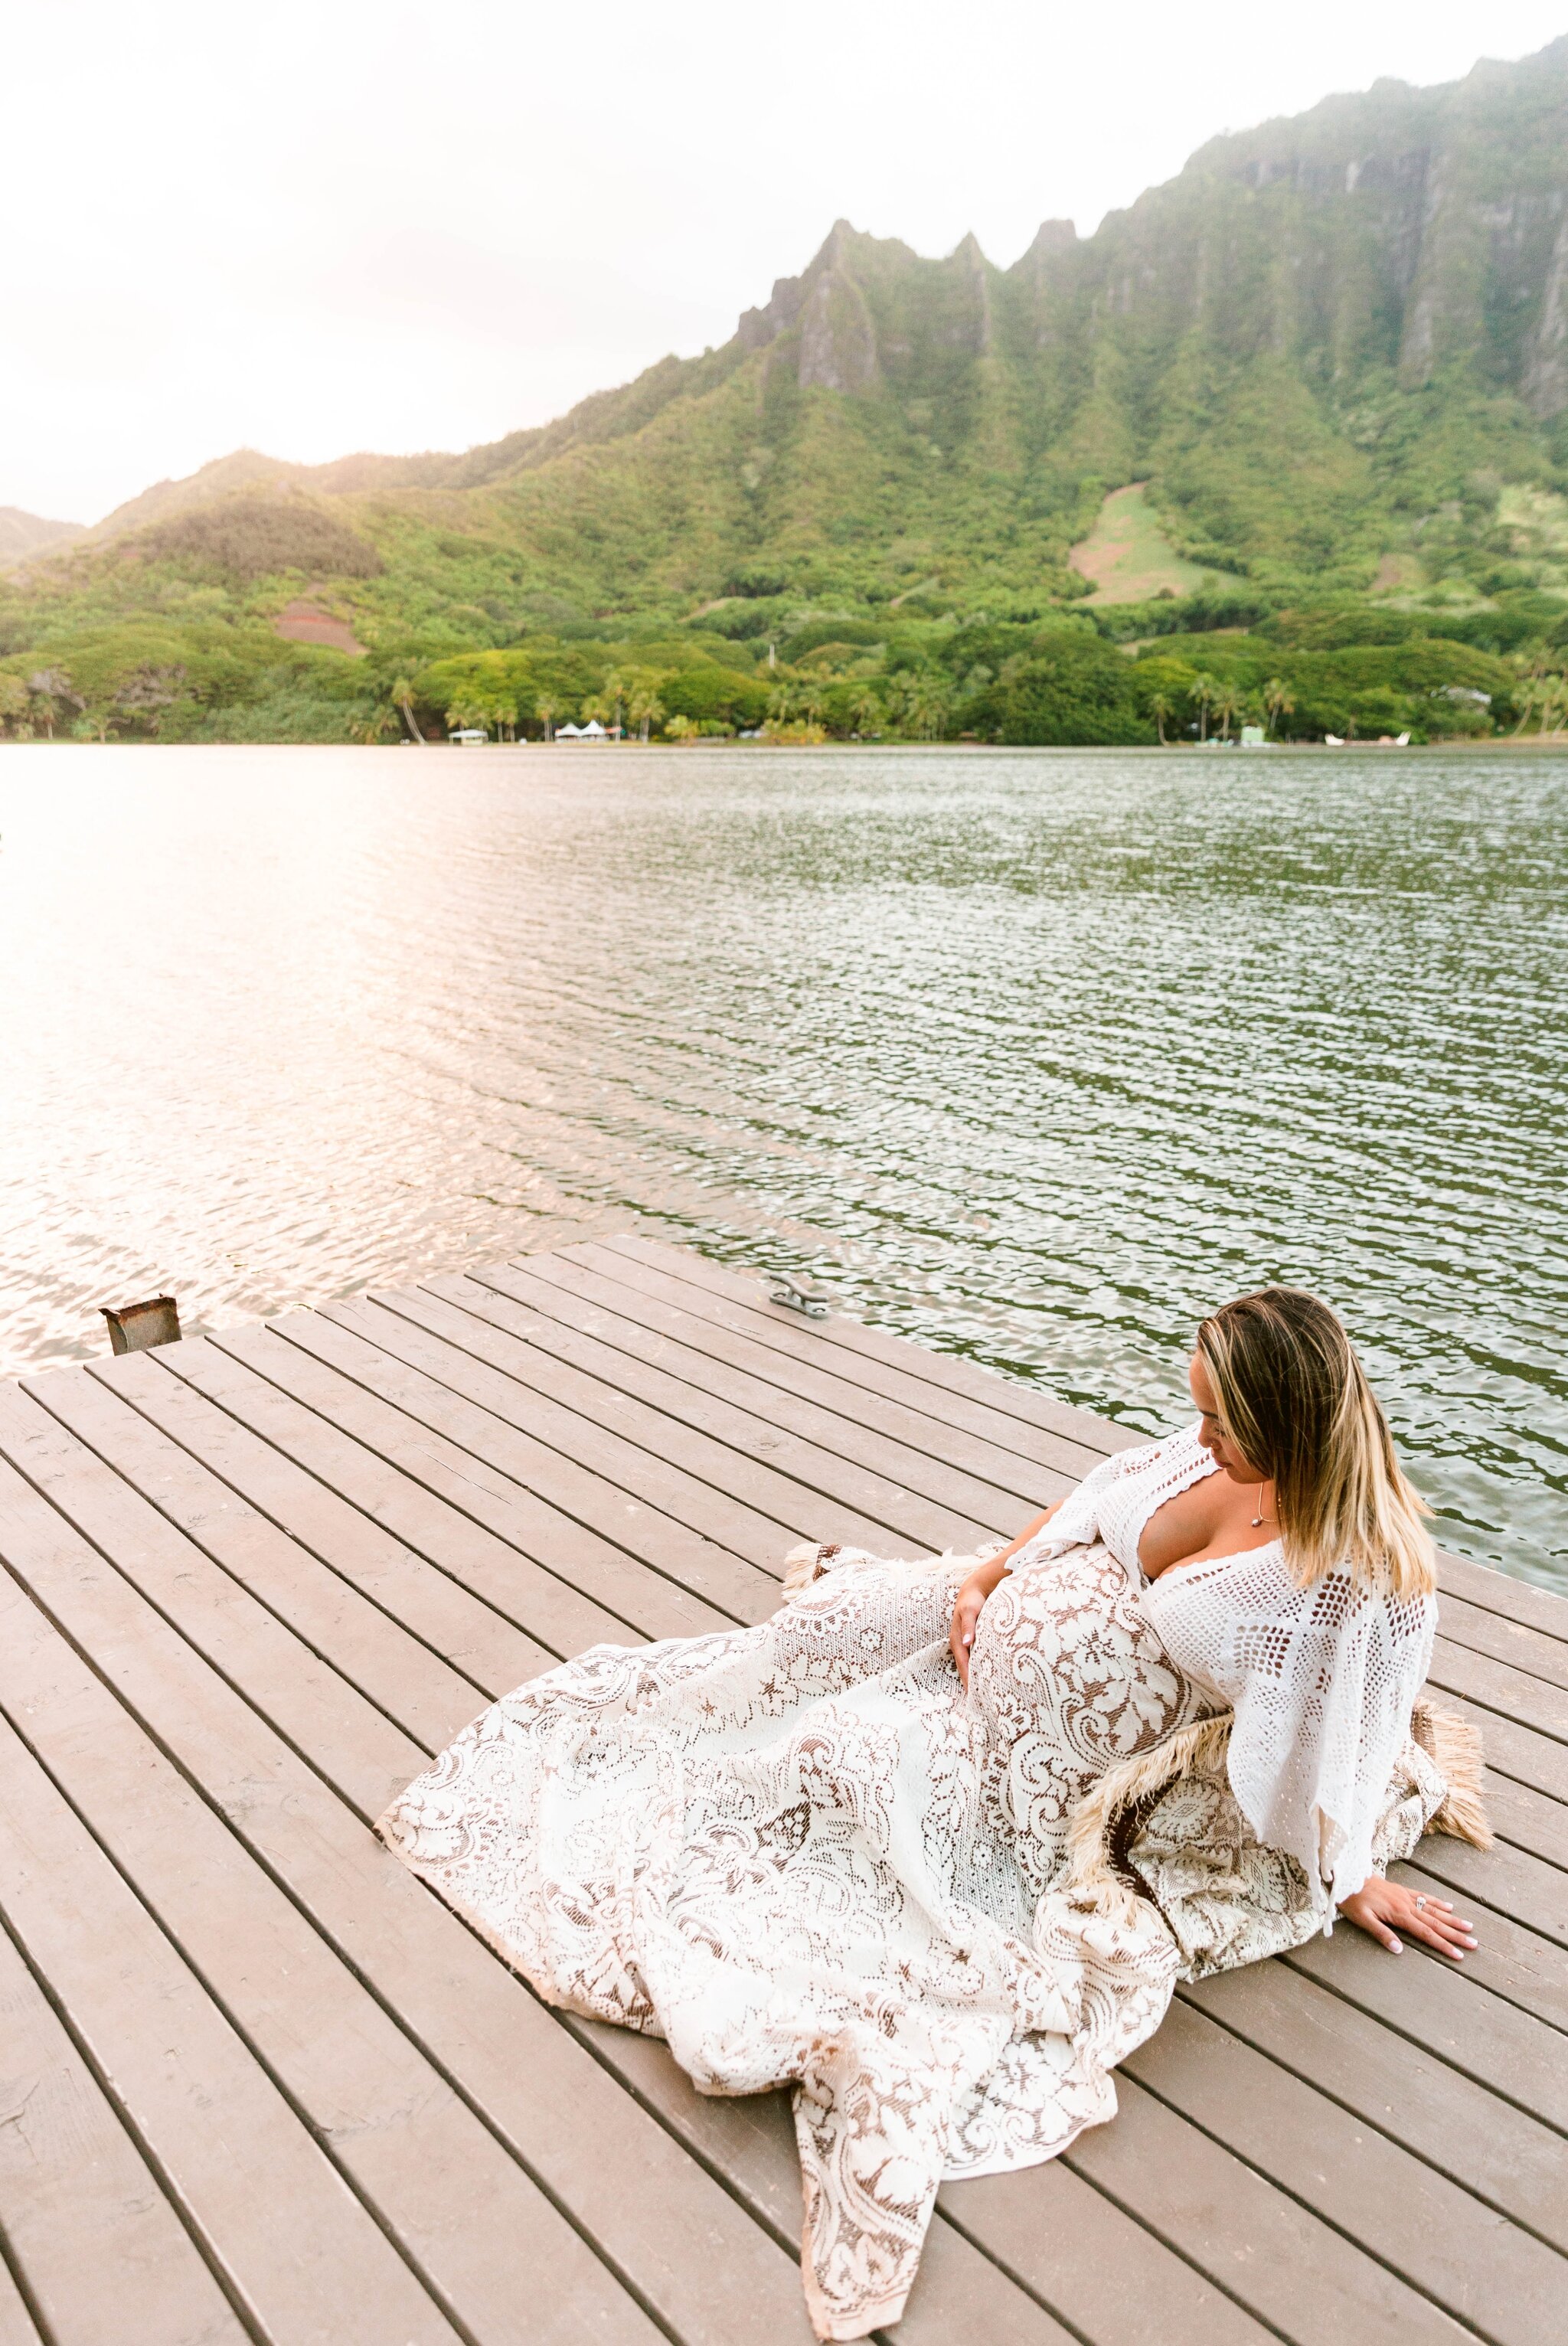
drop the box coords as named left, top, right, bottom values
left=845, top=686, right=883, bottom=739
left=1262, top=678, right=1295, bottom=739
left=1511, top=640, right=1552, bottom=730
left=350, top=708, right=398, bottom=744
left=1512, top=665, right=1565, bottom=736
left=912, top=675, right=952, bottom=740
left=626, top=675, right=664, bottom=743
left=796, top=680, right=827, bottom=727
left=766, top=681, right=796, bottom=725
left=1513, top=679, right=1543, bottom=736
left=601, top=670, right=629, bottom=737
left=534, top=694, right=558, bottom=743
left=1213, top=684, right=1241, bottom=743
left=445, top=699, right=486, bottom=738
left=390, top=677, right=423, bottom=743
left=1148, top=689, right=1174, bottom=747
left=886, top=669, right=950, bottom=740
left=1188, top=671, right=1220, bottom=743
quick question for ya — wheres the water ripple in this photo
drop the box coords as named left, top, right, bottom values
left=1, top=742, right=1563, bottom=1589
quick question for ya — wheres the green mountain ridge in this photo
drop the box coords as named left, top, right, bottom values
left=8, top=38, right=1568, bottom=743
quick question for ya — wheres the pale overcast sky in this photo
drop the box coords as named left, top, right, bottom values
left=6, top=1, right=1566, bottom=523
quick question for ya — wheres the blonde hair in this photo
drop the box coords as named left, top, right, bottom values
left=1196, top=1288, right=1435, bottom=1599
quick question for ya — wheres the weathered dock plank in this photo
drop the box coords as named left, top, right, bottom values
left=0, top=1423, right=812, bottom=2346
left=0, top=1896, right=247, bottom=2346
left=0, top=1560, right=462, bottom=2346
left=0, top=2263, right=43, bottom=2346
left=0, top=1235, right=1562, bottom=2346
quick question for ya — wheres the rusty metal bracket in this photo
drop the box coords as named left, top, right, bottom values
left=100, top=1296, right=181, bottom=1354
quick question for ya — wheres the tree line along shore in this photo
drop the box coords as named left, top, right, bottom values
left=0, top=581, right=1559, bottom=748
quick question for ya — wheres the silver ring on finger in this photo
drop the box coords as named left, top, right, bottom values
left=1415, top=1895, right=1427, bottom=1910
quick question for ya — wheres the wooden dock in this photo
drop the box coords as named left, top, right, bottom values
left=0, top=1234, right=1563, bottom=2346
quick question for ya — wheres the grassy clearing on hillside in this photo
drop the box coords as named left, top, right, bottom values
left=1498, top=483, right=1568, bottom=587
left=1069, top=487, right=1214, bottom=604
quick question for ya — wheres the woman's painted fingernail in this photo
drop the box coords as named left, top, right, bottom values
left=1387, top=1936, right=1403, bottom=1953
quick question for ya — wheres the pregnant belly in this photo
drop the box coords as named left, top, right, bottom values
left=968, top=1541, right=1204, bottom=1880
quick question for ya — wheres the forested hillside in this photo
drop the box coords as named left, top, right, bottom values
left=8, top=38, right=1568, bottom=745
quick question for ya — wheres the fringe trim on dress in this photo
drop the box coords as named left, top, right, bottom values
left=1058, top=1712, right=1236, bottom=1926
left=1410, top=1696, right=1494, bottom=1848
left=1055, top=1694, right=1491, bottom=1926
left=782, top=1541, right=841, bottom=1594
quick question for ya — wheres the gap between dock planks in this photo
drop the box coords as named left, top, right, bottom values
left=0, top=1233, right=1562, bottom=2346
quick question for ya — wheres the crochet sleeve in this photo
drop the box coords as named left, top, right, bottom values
left=1145, top=1557, right=1437, bottom=1910
left=1003, top=1441, right=1148, bottom=1572
left=1004, top=1425, right=1213, bottom=1582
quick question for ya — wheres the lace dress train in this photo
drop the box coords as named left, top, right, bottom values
left=379, top=1538, right=1211, bottom=2338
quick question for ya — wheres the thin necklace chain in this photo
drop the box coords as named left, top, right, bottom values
left=1250, top=1482, right=1276, bottom=1528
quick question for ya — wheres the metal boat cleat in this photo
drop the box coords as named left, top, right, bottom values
left=765, top=1272, right=831, bottom=1319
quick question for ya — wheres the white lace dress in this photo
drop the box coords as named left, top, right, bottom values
left=1026, top=1426, right=1438, bottom=1907
left=378, top=1424, right=1439, bottom=2340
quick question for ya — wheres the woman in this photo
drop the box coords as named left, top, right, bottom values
left=378, top=1289, right=1487, bottom=2340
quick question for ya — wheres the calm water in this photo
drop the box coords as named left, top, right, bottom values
left=2, top=743, right=1563, bottom=1590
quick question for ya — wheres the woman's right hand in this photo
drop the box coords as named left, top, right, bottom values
left=949, top=1560, right=1005, bottom=1686
left=949, top=1504, right=1062, bottom=1684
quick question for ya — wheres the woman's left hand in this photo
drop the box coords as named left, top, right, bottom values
left=1338, top=1874, right=1478, bottom=1960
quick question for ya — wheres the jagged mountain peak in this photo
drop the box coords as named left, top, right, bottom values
left=14, top=37, right=1568, bottom=636
left=1020, top=219, right=1078, bottom=260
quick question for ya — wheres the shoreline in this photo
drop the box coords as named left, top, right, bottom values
left=6, top=734, right=1568, bottom=754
